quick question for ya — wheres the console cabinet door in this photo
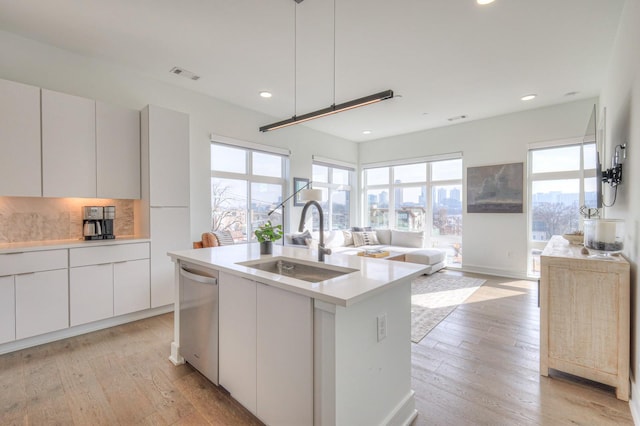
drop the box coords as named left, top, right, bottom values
left=114, top=259, right=150, bottom=316
left=0, top=79, right=41, bottom=197
left=70, top=264, right=114, bottom=326
left=42, top=89, right=96, bottom=198
left=96, top=102, right=141, bottom=199
left=0, top=275, right=15, bottom=344
left=257, top=284, right=313, bottom=425
left=15, top=269, right=69, bottom=339
left=219, top=272, right=257, bottom=415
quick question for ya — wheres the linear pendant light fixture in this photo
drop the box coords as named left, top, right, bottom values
left=260, top=90, right=394, bottom=132
left=259, top=0, right=394, bottom=132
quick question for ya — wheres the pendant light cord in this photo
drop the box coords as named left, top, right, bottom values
left=294, top=2, right=297, bottom=118
left=333, top=0, right=336, bottom=107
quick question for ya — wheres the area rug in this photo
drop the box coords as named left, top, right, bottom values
left=411, top=273, right=486, bottom=343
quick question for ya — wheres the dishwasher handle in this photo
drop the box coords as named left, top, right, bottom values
left=180, top=267, right=218, bottom=285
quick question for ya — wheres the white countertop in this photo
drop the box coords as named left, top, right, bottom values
left=0, top=236, right=150, bottom=254
left=169, top=243, right=429, bottom=307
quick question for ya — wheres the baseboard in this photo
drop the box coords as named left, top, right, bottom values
left=460, top=264, right=531, bottom=280
left=0, top=305, right=174, bottom=355
left=381, top=389, right=418, bottom=426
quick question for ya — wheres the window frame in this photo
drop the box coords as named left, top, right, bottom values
left=311, top=161, right=354, bottom=231
left=211, top=141, right=288, bottom=243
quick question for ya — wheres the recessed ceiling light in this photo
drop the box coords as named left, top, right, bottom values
left=259, top=91, right=272, bottom=98
left=477, top=0, right=495, bottom=5
left=362, top=130, right=372, bottom=135
left=521, top=94, right=537, bottom=101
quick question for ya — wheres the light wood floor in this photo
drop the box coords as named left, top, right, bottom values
left=0, top=270, right=634, bottom=425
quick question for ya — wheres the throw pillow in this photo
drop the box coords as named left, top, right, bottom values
left=375, top=229, right=392, bottom=245
left=213, top=230, right=234, bottom=245
left=291, top=230, right=311, bottom=245
left=353, top=231, right=380, bottom=247
left=342, top=230, right=354, bottom=246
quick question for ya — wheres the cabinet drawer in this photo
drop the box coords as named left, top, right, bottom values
left=70, top=243, right=150, bottom=267
left=0, top=249, right=68, bottom=276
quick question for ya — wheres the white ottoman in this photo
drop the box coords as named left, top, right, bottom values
left=405, top=249, right=446, bottom=275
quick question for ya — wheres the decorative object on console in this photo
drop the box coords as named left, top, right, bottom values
left=254, top=221, right=283, bottom=255
left=562, top=231, right=584, bottom=245
left=466, top=162, right=523, bottom=213
left=583, top=218, right=624, bottom=256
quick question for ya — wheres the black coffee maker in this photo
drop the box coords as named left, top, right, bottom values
left=83, top=206, right=104, bottom=240
left=102, top=206, right=116, bottom=239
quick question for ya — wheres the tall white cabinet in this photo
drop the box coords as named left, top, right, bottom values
left=0, top=78, right=41, bottom=197
left=140, top=105, right=191, bottom=308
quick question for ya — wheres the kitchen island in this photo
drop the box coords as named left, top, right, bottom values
left=168, top=243, right=429, bottom=426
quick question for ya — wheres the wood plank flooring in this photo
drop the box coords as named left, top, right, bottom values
left=0, top=270, right=634, bottom=425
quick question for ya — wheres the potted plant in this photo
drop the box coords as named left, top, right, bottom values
left=254, top=221, right=283, bottom=255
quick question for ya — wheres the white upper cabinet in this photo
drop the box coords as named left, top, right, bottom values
left=96, top=102, right=141, bottom=199
left=42, top=89, right=96, bottom=198
left=142, top=105, right=190, bottom=207
left=0, top=79, right=42, bottom=197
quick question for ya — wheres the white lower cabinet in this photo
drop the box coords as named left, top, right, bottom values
left=114, top=259, right=150, bottom=316
left=0, top=275, right=16, bottom=344
left=219, top=272, right=313, bottom=425
left=70, top=264, right=113, bottom=326
left=69, top=243, right=151, bottom=327
left=219, top=272, right=257, bottom=414
left=15, top=269, right=69, bottom=340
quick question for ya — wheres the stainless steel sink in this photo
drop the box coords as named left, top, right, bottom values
left=237, top=257, right=358, bottom=283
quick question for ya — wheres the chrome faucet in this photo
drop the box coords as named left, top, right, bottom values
left=298, top=200, right=331, bottom=262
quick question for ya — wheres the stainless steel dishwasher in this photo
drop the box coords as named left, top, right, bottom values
left=179, top=262, right=219, bottom=385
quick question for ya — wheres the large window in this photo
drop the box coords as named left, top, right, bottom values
left=311, top=162, right=353, bottom=230
left=211, top=143, right=287, bottom=243
left=363, top=157, right=462, bottom=266
left=528, top=142, right=596, bottom=275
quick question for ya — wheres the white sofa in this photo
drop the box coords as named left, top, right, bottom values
left=284, top=229, right=446, bottom=274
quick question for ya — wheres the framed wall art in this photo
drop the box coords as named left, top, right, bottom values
left=293, top=177, right=310, bottom=206
left=467, top=162, right=523, bottom=213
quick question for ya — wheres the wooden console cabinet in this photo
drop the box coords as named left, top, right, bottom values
left=540, top=236, right=630, bottom=400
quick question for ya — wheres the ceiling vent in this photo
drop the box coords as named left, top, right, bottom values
left=170, top=66, right=200, bottom=81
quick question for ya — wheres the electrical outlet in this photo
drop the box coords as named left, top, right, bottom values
left=377, top=314, right=387, bottom=342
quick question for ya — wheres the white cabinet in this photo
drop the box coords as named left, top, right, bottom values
left=1, top=249, right=69, bottom=341
left=142, top=105, right=190, bottom=207
left=0, top=275, right=15, bottom=344
left=150, top=207, right=190, bottom=308
left=257, top=284, right=313, bottom=426
left=114, top=259, right=150, bottom=316
left=15, top=269, right=69, bottom=340
left=96, top=102, right=141, bottom=199
left=0, top=78, right=41, bottom=197
left=41, top=89, right=96, bottom=198
left=70, top=264, right=113, bottom=326
left=219, top=272, right=258, bottom=414
left=140, top=105, right=191, bottom=310
left=69, top=242, right=151, bottom=326
left=218, top=272, right=313, bottom=424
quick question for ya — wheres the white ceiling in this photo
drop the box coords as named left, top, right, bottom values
left=0, top=0, right=625, bottom=142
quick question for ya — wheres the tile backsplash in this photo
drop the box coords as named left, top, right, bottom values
left=0, top=197, right=134, bottom=243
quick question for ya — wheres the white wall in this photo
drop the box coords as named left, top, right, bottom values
left=359, top=99, right=597, bottom=278
left=598, top=0, right=640, bottom=419
left=0, top=29, right=358, bottom=239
